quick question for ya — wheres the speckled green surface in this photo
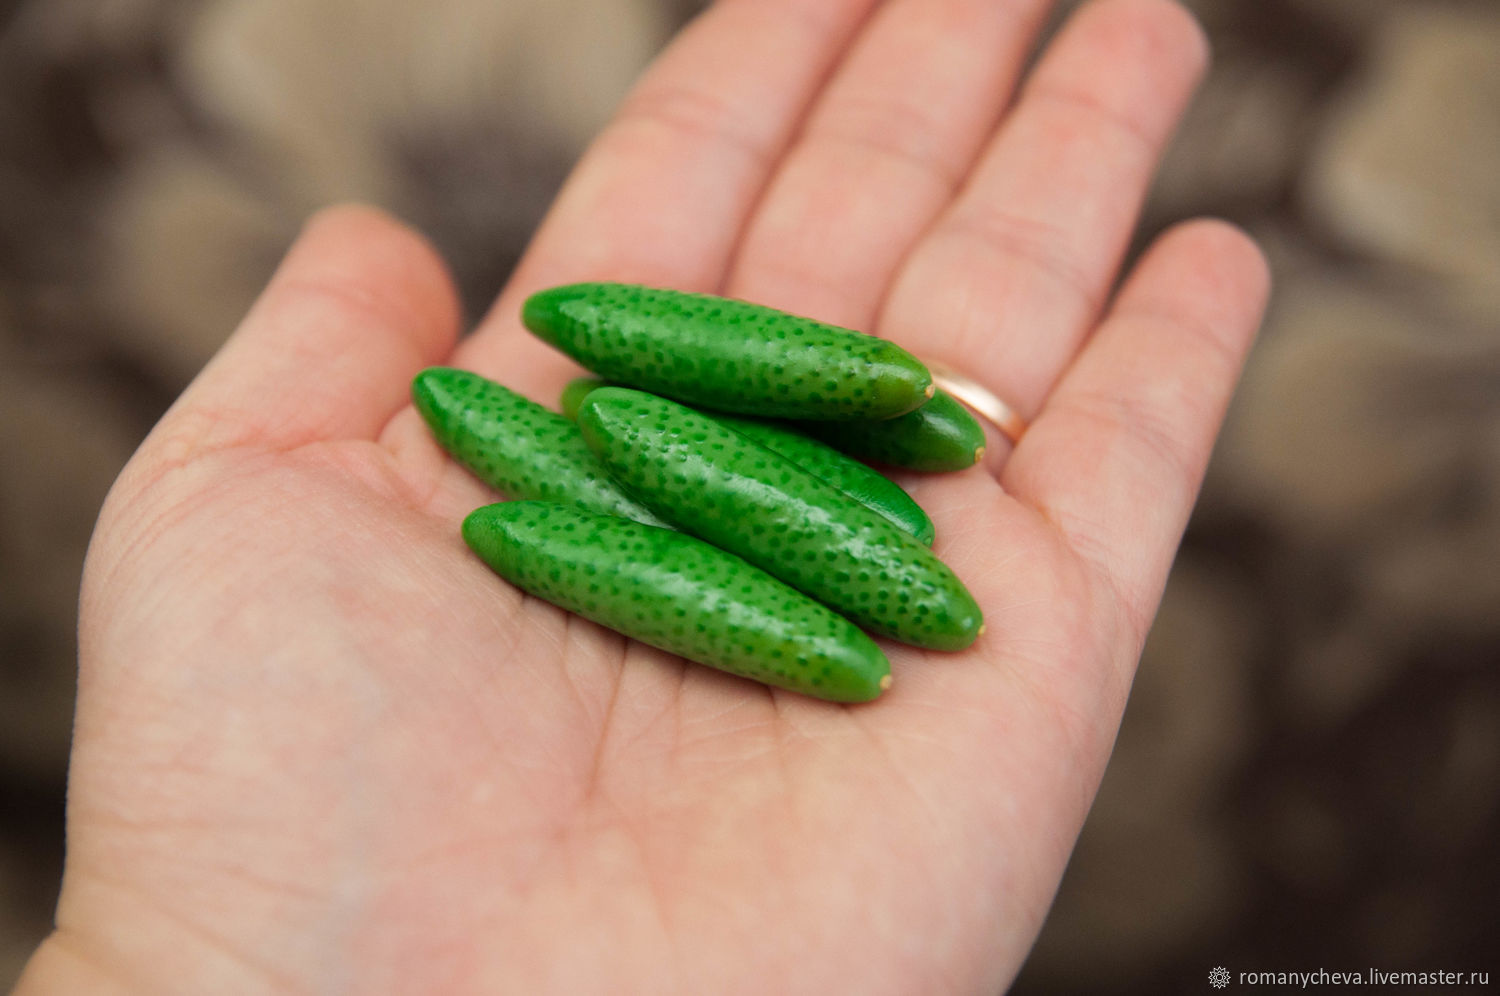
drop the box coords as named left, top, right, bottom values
left=713, top=415, right=935, bottom=546
left=559, top=376, right=934, bottom=545
left=803, top=388, right=986, bottom=472
left=523, top=283, right=932, bottom=420
left=411, top=367, right=667, bottom=527
left=577, top=388, right=983, bottom=651
left=463, top=502, right=891, bottom=702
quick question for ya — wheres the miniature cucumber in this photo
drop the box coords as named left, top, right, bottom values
left=559, top=376, right=935, bottom=545
left=558, top=375, right=608, bottom=419
left=712, top=415, right=936, bottom=547
left=577, top=388, right=984, bottom=651
left=411, top=367, right=667, bottom=527
left=802, top=388, right=986, bottom=472
left=522, top=282, right=933, bottom=420
left=463, top=502, right=891, bottom=703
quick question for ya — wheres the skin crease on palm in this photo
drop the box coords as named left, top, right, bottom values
left=17, top=0, right=1269, bottom=993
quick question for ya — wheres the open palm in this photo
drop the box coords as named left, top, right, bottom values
left=24, top=1, right=1268, bottom=993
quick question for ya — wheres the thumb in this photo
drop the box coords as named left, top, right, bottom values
left=157, top=203, right=461, bottom=457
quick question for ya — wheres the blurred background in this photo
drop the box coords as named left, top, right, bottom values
left=1, top=0, right=1496, bottom=990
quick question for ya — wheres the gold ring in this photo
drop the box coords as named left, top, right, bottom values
left=925, top=359, right=1027, bottom=446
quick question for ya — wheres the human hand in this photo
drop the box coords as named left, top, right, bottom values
left=20, top=1, right=1268, bottom=992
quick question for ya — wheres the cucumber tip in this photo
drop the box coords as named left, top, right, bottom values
left=924, top=382, right=936, bottom=399
left=974, top=445, right=985, bottom=464
left=879, top=674, right=893, bottom=691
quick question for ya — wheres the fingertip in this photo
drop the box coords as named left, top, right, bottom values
left=1060, top=0, right=1212, bottom=92
left=1186, top=217, right=1273, bottom=301
left=1144, top=218, right=1273, bottom=331
left=1152, top=0, right=1211, bottom=77
left=1095, top=0, right=1211, bottom=75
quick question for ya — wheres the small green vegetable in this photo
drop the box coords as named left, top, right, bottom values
left=557, top=375, right=607, bottom=420
left=522, top=282, right=933, bottom=420
left=577, top=388, right=984, bottom=651
left=559, top=376, right=935, bottom=545
left=801, top=388, right=986, bottom=472
left=463, top=502, right=892, bottom=702
left=709, top=415, right=936, bottom=547
left=412, top=367, right=667, bottom=527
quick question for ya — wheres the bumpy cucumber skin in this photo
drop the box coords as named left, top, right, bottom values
left=714, top=417, right=937, bottom=547
left=411, top=367, right=668, bottom=527
left=559, top=377, right=935, bottom=546
left=463, top=502, right=891, bottom=703
left=523, top=283, right=933, bottom=421
left=577, top=389, right=984, bottom=651
left=802, top=389, right=986, bottom=473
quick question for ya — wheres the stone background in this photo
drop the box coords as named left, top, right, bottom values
left=2, top=0, right=1497, bottom=990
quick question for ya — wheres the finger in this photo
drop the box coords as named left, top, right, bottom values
left=453, top=0, right=880, bottom=401
left=1003, top=219, right=1270, bottom=637
left=725, top=0, right=1055, bottom=327
left=877, top=0, right=1209, bottom=446
left=167, top=204, right=461, bottom=453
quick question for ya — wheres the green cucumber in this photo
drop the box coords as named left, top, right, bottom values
left=412, top=367, right=667, bottom=527
left=559, top=376, right=935, bottom=546
left=558, top=375, right=608, bottom=419
left=801, top=388, right=986, bottom=472
left=463, top=502, right=891, bottom=703
left=576, top=388, right=984, bottom=651
left=711, top=415, right=936, bottom=547
left=523, top=283, right=933, bottom=420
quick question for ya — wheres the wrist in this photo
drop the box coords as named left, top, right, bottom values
left=15, top=931, right=137, bottom=996
left=14, top=874, right=281, bottom=996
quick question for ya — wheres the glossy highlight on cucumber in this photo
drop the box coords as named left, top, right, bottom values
left=577, top=388, right=984, bottom=651
left=412, top=367, right=667, bottom=527
left=559, top=377, right=935, bottom=545
left=463, top=502, right=892, bottom=703
left=523, top=282, right=933, bottom=420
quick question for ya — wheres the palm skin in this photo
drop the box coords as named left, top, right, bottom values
left=21, top=1, right=1269, bottom=993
